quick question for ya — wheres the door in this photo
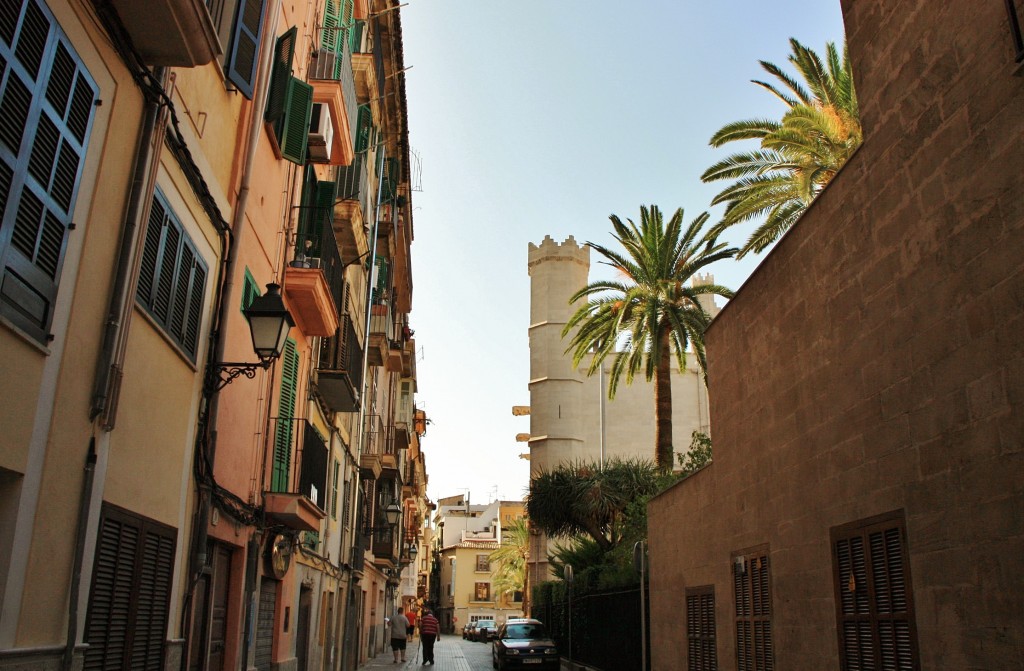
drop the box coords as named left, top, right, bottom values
left=297, top=586, right=312, bottom=671
left=208, top=546, right=232, bottom=669
left=254, top=579, right=277, bottom=671
left=323, top=591, right=336, bottom=671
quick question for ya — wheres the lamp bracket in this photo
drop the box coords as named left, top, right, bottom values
left=205, top=361, right=272, bottom=394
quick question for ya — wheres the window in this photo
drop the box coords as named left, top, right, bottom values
left=831, top=511, right=919, bottom=671
left=271, top=338, right=299, bottom=491
left=241, top=267, right=260, bottom=311
left=342, top=476, right=352, bottom=529
left=136, top=189, right=208, bottom=360
left=474, top=582, right=490, bottom=602
left=686, top=586, right=717, bottom=671
left=224, top=0, right=266, bottom=98
left=0, top=0, right=97, bottom=343
left=476, top=554, right=489, bottom=572
left=330, top=458, right=340, bottom=519
left=264, top=27, right=311, bottom=164
left=83, top=504, right=177, bottom=671
left=733, top=548, right=773, bottom=671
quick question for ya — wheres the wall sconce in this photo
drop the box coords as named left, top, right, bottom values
left=206, top=283, right=295, bottom=393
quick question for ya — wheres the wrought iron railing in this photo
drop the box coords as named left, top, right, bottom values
left=363, top=413, right=386, bottom=456
left=317, top=313, right=363, bottom=412
left=292, top=195, right=345, bottom=314
left=336, top=152, right=366, bottom=202
left=267, top=418, right=330, bottom=513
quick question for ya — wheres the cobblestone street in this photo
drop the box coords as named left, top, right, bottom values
left=358, top=634, right=494, bottom=671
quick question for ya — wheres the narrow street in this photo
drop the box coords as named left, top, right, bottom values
left=358, top=634, right=494, bottom=670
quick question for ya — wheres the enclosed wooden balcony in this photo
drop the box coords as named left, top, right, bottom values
left=316, top=314, right=363, bottom=413
left=109, top=0, right=219, bottom=66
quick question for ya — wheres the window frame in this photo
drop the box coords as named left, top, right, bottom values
left=686, top=585, right=718, bottom=671
left=732, top=545, right=773, bottom=671
left=830, top=510, right=920, bottom=671
left=135, top=188, right=209, bottom=362
left=475, top=554, right=489, bottom=572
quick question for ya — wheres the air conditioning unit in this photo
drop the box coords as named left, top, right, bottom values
left=308, top=102, right=334, bottom=163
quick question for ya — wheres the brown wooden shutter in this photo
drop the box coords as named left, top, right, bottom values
left=832, top=511, right=919, bottom=671
left=686, top=585, right=718, bottom=671
left=734, top=548, right=773, bottom=671
left=84, top=504, right=177, bottom=671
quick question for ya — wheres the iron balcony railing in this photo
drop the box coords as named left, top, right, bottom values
left=268, top=418, right=330, bottom=513
left=336, top=152, right=366, bottom=202
left=311, top=23, right=360, bottom=151
left=292, top=195, right=345, bottom=313
left=363, top=413, right=386, bottom=456
left=317, top=313, right=363, bottom=412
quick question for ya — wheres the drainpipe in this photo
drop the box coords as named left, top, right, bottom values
left=61, top=440, right=98, bottom=671
left=88, top=68, right=166, bottom=424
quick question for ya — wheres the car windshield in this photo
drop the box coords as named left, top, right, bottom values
left=478, top=620, right=494, bottom=627
left=504, top=623, right=547, bottom=639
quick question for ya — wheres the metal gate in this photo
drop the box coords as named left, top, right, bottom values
left=254, top=579, right=278, bottom=671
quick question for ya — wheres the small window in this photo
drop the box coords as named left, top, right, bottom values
left=241, top=267, right=260, bottom=311
left=474, top=582, right=490, bottom=602
left=831, top=511, right=919, bottom=671
left=733, top=547, right=773, bottom=671
left=476, top=554, right=489, bottom=572
left=687, top=586, right=718, bottom=670
left=136, top=189, right=208, bottom=360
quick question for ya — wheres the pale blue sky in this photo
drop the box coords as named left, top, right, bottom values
left=399, top=1, right=847, bottom=506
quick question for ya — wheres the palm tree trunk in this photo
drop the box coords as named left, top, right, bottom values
left=654, top=326, right=673, bottom=470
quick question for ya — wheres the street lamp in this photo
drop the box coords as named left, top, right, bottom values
left=409, top=542, right=418, bottom=558
left=206, top=283, right=295, bottom=392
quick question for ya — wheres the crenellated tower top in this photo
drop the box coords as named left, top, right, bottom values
left=527, top=235, right=590, bottom=274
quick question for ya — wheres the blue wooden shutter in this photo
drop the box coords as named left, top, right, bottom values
left=0, top=0, right=97, bottom=343
left=226, top=0, right=266, bottom=99
left=272, top=338, right=299, bottom=492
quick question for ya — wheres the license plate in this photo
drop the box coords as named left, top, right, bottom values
left=523, top=660, right=542, bottom=665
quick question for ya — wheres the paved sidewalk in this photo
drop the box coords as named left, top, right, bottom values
left=357, top=635, right=476, bottom=670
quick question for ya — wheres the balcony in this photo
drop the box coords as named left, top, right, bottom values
left=265, top=419, right=329, bottom=533
left=283, top=201, right=342, bottom=337
left=401, top=337, right=416, bottom=378
left=308, top=39, right=358, bottom=166
left=334, top=154, right=369, bottom=265
left=371, top=527, right=398, bottom=565
left=317, top=314, right=363, bottom=413
left=360, top=413, right=385, bottom=478
left=367, top=304, right=393, bottom=367
left=109, top=0, right=219, bottom=66
left=380, top=424, right=398, bottom=473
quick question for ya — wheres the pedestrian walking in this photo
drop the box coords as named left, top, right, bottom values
left=418, top=608, right=439, bottom=665
left=389, top=607, right=410, bottom=663
left=406, top=605, right=418, bottom=638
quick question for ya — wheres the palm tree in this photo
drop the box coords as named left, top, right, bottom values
left=525, top=458, right=663, bottom=551
left=562, top=206, right=736, bottom=469
left=489, top=517, right=531, bottom=613
left=702, top=38, right=861, bottom=257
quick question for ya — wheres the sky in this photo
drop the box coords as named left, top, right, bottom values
left=398, top=1, right=848, bottom=507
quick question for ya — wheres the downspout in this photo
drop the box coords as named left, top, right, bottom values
left=61, top=440, right=97, bottom=671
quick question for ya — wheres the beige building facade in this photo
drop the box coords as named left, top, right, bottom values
left=525, top=235, right=718, bottom=579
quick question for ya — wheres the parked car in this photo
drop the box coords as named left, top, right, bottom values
left=463, top=622, right=475, bottom=640
left=474, top=619, right=497, bottom=642
left=492, top=618, right=560, bottom=670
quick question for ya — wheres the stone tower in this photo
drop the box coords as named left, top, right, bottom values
left=525, top=235, right=715, bottom=579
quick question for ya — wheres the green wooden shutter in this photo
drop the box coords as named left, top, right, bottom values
left=314, top=180, right=338, bottom=232
left=272, top=338, right=299, bottom=492
left=241, top=268, right=260, bottom=312
left=354, top=105, right=372, bottom=152
left=279, top=77, right=313, bottom=164
left=349, top=19, right=365, bottom=53
left=372, top=255, right=389, bottom=299
left=331, top=459, right=340, bottom=518
left=341, top=0, right=355, bottom=26
left=321, top=0, right=342, bottom=52
left=226, top=0, right=267, bottom=99
left=265, top=27, right=297, bottom=132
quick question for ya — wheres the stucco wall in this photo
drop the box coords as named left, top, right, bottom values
left=649, top=1, right=1024, bottom=669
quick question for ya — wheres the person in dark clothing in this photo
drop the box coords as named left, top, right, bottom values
left=418, top=608, right=440, bottom=665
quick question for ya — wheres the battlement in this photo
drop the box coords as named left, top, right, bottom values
left=692, top=272, right=715, bottom=287
left=528, top=235, right=590, bottom=273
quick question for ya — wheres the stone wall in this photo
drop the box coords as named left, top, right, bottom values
left=648, top=1, right=1024, bottom=669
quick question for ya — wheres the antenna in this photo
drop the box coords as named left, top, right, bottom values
left=409, top=146, right=423, bottom=192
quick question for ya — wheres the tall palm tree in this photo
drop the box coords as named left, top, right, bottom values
left=702, top=38, right=861, bottom=257
left=489, top=517, right=531, bottom=613
left=562, top=206, right=736, bottom=469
